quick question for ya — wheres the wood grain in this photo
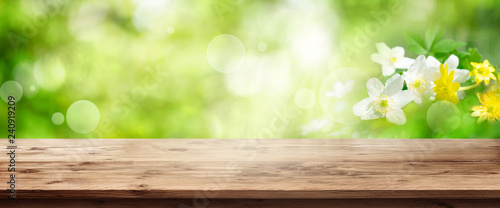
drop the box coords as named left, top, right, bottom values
left=1, top=139, right=499, bottom=200
left=2, top=199, right=500, bottom=208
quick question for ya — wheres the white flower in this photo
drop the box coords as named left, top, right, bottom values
left=326, top=79, right=355, bottom=98
left=426, top=54, right=469, bottom=83
left=301, top=118, right=328, bottom=135
left=426, top=54, right=470, bottom=99
left=402, top=55, right=440, bottom=103
left=371, top=42, right=415, bottom=76
left=352, top=74, right=412, bottom=125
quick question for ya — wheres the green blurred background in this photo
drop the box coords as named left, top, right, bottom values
left=1, top=0, right=500, bottom=138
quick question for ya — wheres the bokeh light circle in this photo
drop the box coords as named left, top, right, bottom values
left=13, top=62, right=37, bottom=97
left=257, top=42, right=267, bottom=52
left=167, top=26, right=174, bottom=34
left=319, top=67, right=369, bottom=124
left=66, top=100, right=100, bottom=134
left=34, top=56, right=66, bottom=91
left=1, top=81, right=23, bottom=103
left=294, top=88, right=316, bottom=109
left=206, top=34, right=246, bottom=73
left=427, top=101, right=461, bottom=134
left=52, top=112, right=65, bottom=125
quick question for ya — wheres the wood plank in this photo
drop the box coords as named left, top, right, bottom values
left=1, top=139, right=499, bottom=199
left=2, top=199, right=500, bottom=208
left=9, top=139, right=500, bottom=162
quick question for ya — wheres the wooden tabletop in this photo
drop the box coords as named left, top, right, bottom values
left=1, top=139, right=500, bottom=205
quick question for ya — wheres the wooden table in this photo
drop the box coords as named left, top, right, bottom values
left=1, top=139, right=499, bottom=207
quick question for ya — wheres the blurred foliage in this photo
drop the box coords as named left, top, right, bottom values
left=1, top=0, right=500, bottom=138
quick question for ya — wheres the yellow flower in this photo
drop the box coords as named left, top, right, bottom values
left=433, top=64, right=460, bottom=104
left=470, top=60, right=496, bottom=85
left=471, top=86, right=500, bottom=123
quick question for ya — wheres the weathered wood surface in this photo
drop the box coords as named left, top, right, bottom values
left=2, top=199, right=500, bottom=208
left=1, top=139, right=499, bottom=200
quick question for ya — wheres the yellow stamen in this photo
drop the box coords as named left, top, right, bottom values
left=391, top=57, right=397, bottom=63
left=373, top=94, right=394, bottom=114
left=409, top=76, right=428, bottom=94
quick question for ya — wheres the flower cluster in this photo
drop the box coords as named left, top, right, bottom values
left=353, top=41, right=500, bottom=125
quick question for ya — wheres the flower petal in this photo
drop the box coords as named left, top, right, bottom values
left=484, top=60, right=490, bottom=66
left=489, top=66, right=495, bottom=72
left=403, top=55, right=426, bottom=81
left=451, top=82, right=460, bottom=91
left=412, top=55, right=427, bottom=70
left=449, top=95, right=459, bottom=104
left=375, top=42, right=391, bottom=55
left=477, top=93, right=486, bottom=105
left=485, top=77, right=490, bottom=85
left=426, top=56, right=441, bottom=68
left=362, top=113, right=384, bottom=120
left=457, top=91, right=466, bottom=100
left=478, top=116, right=487, bottom=123
left=383, top=74, right=404, bottom=96
left=452, top=69, right=470, bottom=83
left=392, top=90, right=413, bottom=108
left=488, top=117, right=496, bottom=123
left=475, top=76, right=483, bottom=84
left=444, top=54, right=459, bottom=70
left=489, top=73, right=497, bottom=80
left=353, top=98, right=384, bottom=120
left=366, top=78, right=384, bottom=98
left=386, top=108, right=406, bottom=125
left=394, top=57, right=415, bottom=69
left=392, top=46, right=405, bottom=58
left=425, top=82, right=437, bottom=96
left=352, top=97, right=372, bottom=117
left=382, top=64, right=396, bottom=76
left=435, top=92, right=447, bottom=101
left=412, top=92, right=422, bottom=104
left=469, top=70, right=477, bottom=76
left=371, top=53, right=387, bottom=65
left=447, top=68, right=455, bottom=83
left=423, top=68, right=440, bottom=81
left=470, top=62, right=481, bottom=69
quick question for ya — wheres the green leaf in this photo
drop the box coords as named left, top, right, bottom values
left=468, top=48, right=482, bottom=63
left=405, top=32, right=427, bottom=54
left=395, top=69, right=407, bottom=74
left=432, top=39, right=466, bottom=53
left=460, top=48, right=482, bottom=71
left=405, top=32, right=425, bottom=47
left=457, top=51, right=471, bottom=69
left=408, top=45, right=428, bottom=54
left=424, top=29, right=443, bottom=50
left=431, top=31, right=444, bottom=50
left=432, top=52, right=449, bottom=62
left=456, top=51, right=470, bottom=59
